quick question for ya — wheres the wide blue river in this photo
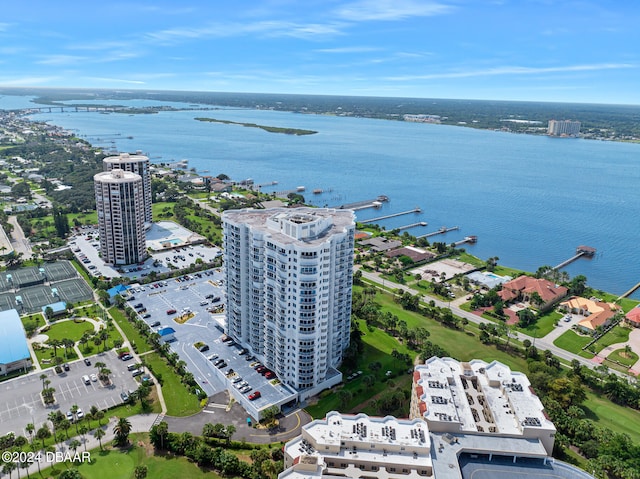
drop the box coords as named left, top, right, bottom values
left=3, top=95, right=639, bottom=298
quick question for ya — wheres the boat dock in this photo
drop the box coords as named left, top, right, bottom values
left=618, top=282, right=640, bottom=300
left=338, top=195, right=389, bottom=210
left=416, top=226, right=459, bottom=239
left=396, top=222, right=428, bottom=231
left=362, top=207, right=422, bottom=223
left=552, top=245, right=596, bottom=270
left=452, top=236, right=477, bottom=247
left=256, top=180, right=278, bottom=188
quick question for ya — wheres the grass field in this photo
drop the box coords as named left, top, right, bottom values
left=109, top=307, right=152, bottom=354
left=305, top=321, right=415, bottom=418
left=553, top=330, right=592, bottom=354
left=583, top=391, right=640, bottom=444
left=68, top=211, right=98, bottom=226
left=607, top=348, right=638, bottom=367
left=143, top=352, right=202, bottom=416
left=44, top=319, right=95, bottom=342
left=43, top=434, right=224, bottom=479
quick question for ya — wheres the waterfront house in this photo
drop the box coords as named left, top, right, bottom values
left=498, top=275, right=568, bottom=310
left=625, top=306, right=640, bottom=328
left=560, top=296, right=619, bottom=334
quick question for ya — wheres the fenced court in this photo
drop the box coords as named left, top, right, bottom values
left=0, top=261, right=94, bottom=314
left=43, top=261, right=77, bottom=282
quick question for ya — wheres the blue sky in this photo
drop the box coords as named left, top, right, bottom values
left=1, top=1, right=638, bottom=104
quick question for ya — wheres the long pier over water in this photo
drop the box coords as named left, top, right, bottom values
left=552, top=245, right=596, bottom=270
left=416, top=226, right=459, bottom=239
left=363, top=207, right=421, bottom=223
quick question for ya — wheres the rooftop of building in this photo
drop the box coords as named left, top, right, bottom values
left=284, top=411, right=432, bottom=474
left=414, top=357, right=555, bottom=436
left=94, top=169, right=142, bottom=183
left=223, top=208, right=355, bottom=246
left=0, top=309, right=31, bottom=365
left=103, top=152, right=149, bottom=163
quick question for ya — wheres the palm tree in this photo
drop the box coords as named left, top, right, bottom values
left=25, top=423, right=35, bottom=449
left=224, top=425, right=236, bottom=444
left=48, top=411, right=60, bottom=444
left=68, top=439, right=81, bottom=457
left=93, top=428, right=105, bottom=450
left=62, top=338, right=75, bottom=359
left=36, top=424, right=51, bottom=449
left=113, top=417, right=132, bottom=446
left=39, top=373, right=48, bottom=391
left=71, top=404, right=80, bottom=435
left=78, top=426, right=88, bottom=452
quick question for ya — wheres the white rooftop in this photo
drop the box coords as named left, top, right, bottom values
left=414, top=357, right=555, bottom=437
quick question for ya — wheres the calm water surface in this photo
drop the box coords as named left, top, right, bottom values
left=3, top=95, right=638, bottom=298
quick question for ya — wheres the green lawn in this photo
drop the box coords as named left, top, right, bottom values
left=143, top=352, right=202, bottom=416
left=42, top=434, right=223, bottom=479
left=553, top=330, right=592, bottom=354
left=68, top=211, right=98, bottom=226
left=43, top=319, right=95, bottom=342
left=109, top=307, right=152, bottom=354
left=591, top=325, right=631, bottom=350
left=306, top=321, right=415, bottom=418
left=517, top=310, right=562, bottom=338
left=583, top=391, right=640, bottom=444
left=606, top=348, right=638, bottom=367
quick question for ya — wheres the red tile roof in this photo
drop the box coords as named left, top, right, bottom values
left=626, top=307, right=640, bottom=325
left=499, top=275, right=568, bottom=304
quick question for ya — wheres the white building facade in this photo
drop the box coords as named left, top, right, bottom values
left=281, top=411, right=433, bottom=479
left=103, top=152, right=152, bottom=225
left=94, top=169, right=147, bottom=265
left=222, top=208, right=355, bottom=396
left=547, top=119, right=581, bottom=136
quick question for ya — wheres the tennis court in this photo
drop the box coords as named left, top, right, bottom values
left=55, top=278, right=94, bottom=304
left=43, top=261, right=77, bottom=282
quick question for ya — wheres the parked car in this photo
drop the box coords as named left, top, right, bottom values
left=248, top=391, right=261, bottom=401
left=63, top=363, right=70, bottom=371
left=151, top=321, right=161, bottom=327
left=198, top=344, right=210, bottom=352
left=120, top=392, right=129, bottom=402
left=90, top=373, right=98, bottom=382
left=166, top=309, right=176, bottom=315
left=84, top=358, right=91, bottom=366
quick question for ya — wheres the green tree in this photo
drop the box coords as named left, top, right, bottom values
left=113, top=417, right=132, bottom=446
left=134, top=465, right=148, bottom=479
left=93, top=428, right=105, bottom=450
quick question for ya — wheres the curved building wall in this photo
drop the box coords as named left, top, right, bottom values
left=94, top=170, right=146, bottom=265
left=103, top=153, right=152, bottom=224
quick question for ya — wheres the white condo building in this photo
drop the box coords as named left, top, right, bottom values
left=103, top=152, right=152, bottom=225
left=222, top=208, right=355, bottom=396
left=547, top=119, right=581, bottom=137
left=410, top=357, right=556, bottom=456
left=281, top=412, right=433, bottom=479
left=94, top=169, right=147, bottom=265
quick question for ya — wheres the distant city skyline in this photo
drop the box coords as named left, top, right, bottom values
left=1, top=1, right=639, bottom=105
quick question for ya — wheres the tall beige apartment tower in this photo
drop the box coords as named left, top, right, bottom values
left=223, top=208, right=355, bottom=398
left=94, top=169, right=147, bottom=265
left=103, top=152, right=152, bottom=225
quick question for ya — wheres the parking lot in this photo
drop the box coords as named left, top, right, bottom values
left=69, top=222, right=221, bottom=281
left=125, top=270, right=297, bottom=418
left=0, top=350, right=141, bottom=437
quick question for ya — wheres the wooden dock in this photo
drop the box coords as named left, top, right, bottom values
left=338, top=195, right=389, bottom=210
left=363, top=207, right=421, bottom=223
left=618, top=282, right=640, bottom=300
left=452, top=236, right=477, bottom=247
left=396, top=222, right=428, bottom=231
left=552, top=245, right=596, bottom=270
left=416, top=226, right=459, bottom=239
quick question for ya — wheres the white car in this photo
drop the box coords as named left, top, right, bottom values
left=90, top=373, right=98, bottom=382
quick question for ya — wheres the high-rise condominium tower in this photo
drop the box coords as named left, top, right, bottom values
left=223, top=208, right=355, bottom=394
left=103, top=152, right=152, bottom=225
left=94, top=169, right=146, bottom=265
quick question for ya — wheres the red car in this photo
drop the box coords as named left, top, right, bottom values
left=248, top=391, right=261, bottom=401
left=265, top=371, right=275, bottom=379
left=166, top=309, right=176, bottom=315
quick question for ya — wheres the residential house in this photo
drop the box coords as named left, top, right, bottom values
left=625, top=306, right=640, bottom=328
left=560, top=296, right=619, bottom=334
left=498, top=275, right=568, bottom=309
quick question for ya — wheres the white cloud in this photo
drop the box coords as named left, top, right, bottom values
left=82, top=77, right=146, bottom=85
left=387, top=63, right=636, bottom=81
left=145, top=20, right=345, bottom=45
left=0, top=76, right=60, bottom=86
left=36, top=55, right=87, bottom=66
left=335, top=0, right=455, bottom=21
left=315, top=46, right=381, bottom=53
